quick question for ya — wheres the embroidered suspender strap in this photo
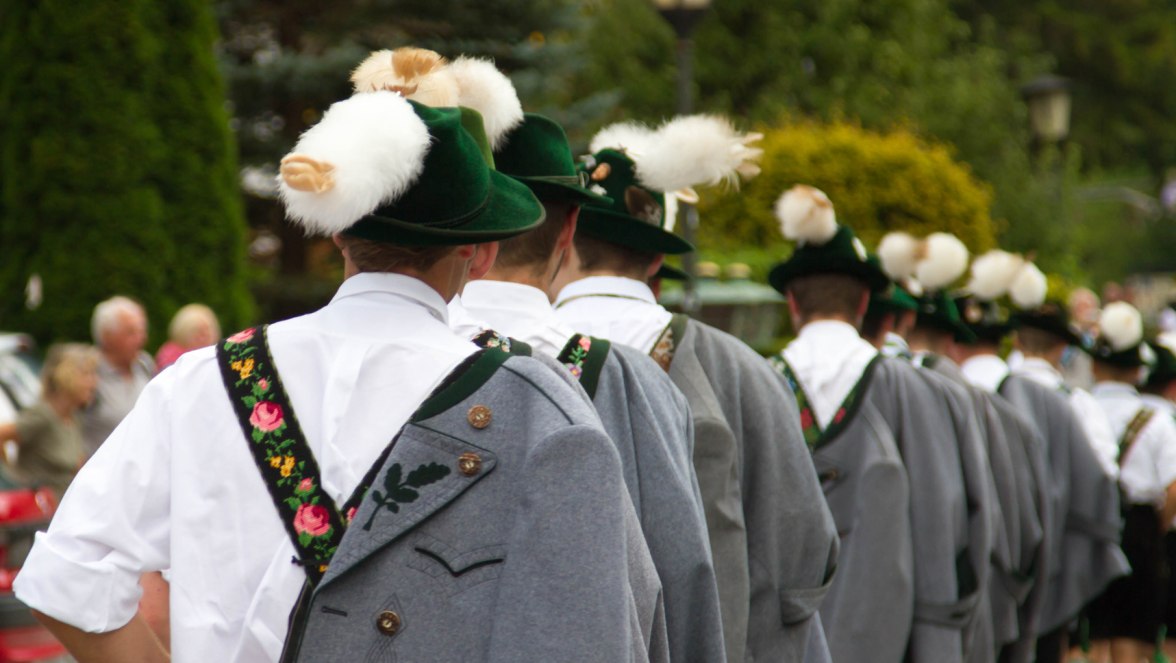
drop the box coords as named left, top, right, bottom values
left=770, top=354, right=883, bottom=451
left=1118, top=407, right=1156, bottom=467
left=649, top=313, right=689, bottom=372
left=768, top=355, right=821, bottom=450
left=217, top=326, right=347, bottom=585
left=557, top=334, right=611, bottom=399
left=469, top=329, right=533, bottom=356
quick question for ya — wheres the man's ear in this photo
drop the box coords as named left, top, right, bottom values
left=644, top=254, right=666, bottom=279
left=555, top=206, right=580, bottom=254
left=855, top=289, right=870, bottom=321
left=467, top=242, right=500, bottom=281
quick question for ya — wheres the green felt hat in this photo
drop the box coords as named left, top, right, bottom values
left=654, top=263, right=689, bottom=281
left=494, top=114, right=611, bottom=207
left=769, top=225, right=890, bottom=295
left=1089, top=302, right=1149, bottom=368
left=280, top=95, right=544, bottom=247
left=1146, top=340, right=1176, bottom=389
left=867, top=282, right=919, bottom=319
left=1011, top=302, right=1084, bottom=347
left=953, top=294, right=1013, bottom=345
left=576, top=149, right=694, bottom=255
left=917, top=291, right=977, bottom=344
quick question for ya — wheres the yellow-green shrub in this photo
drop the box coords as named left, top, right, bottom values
left=697, top=121, right=1000, bottom=266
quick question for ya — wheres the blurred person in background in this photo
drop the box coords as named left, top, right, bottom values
left=154, top=303, right=221, bottom=372
left=0, top=343, right=98, bottom=500
left=80, top=295, right=154, bottom=455
left=1065, top=287, right=1101, bottom=390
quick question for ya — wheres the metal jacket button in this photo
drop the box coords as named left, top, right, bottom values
left=458, top=452, right=482, bottom=477
left=467, top=405, right=492, bottom=429
left=376, top=610, right=401, bottom=636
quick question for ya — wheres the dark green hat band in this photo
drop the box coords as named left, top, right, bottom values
left=916, top=293, right=976, bottom=344
left=954, top=295, right=1011, bottom=345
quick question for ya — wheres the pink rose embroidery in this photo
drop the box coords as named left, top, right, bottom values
left=567, top=364, right=582, bottom=378
left=346, top=507, right=358, bottom=523
left=257, top=378, right=269, bottom=392
left=250, top=401, right=284, bottom=432
left=296, top=478, right=314, bottom=494
left=293, top=503, right=331, bottom=537
left=227, top=328, right=256, bottom=344
left=578, top=336, right=592, bottom=351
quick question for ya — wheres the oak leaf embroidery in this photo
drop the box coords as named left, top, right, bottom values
left=363, top=462, right=451, bottom=531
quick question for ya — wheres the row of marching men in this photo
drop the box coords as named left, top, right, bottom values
left=15, top=44, right=1170, bottom=663
left=332, top=49, right=1176, bottom=662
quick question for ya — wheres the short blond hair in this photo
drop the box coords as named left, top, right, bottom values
left=41, top=343, right=99, bottom=398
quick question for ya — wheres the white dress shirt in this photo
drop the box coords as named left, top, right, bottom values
left=960, top=354, right=1011, bottom=394
left=1016, top=356, right=1120, bottom=479
left=1091, top=381, right=1176, bottom=506
left=452, top=280, right=576, bottom=358
left=554, top=276, right=672, bottom=353
left=14, top=273, right=477, bottom=662
left=782, top=320, right=879, bottom=429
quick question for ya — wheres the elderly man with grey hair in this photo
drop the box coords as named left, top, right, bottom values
left=79, top=295, right=154, bottom=455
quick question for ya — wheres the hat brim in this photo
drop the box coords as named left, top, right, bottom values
left=654, top=264, right=689, bottom=281
left=514, top=176, right=613, bottom=207
left=577, top=206, right=695, bottom=255
left=768, top=258, right=890, bottom=295
left=345, top=170, right=545, bottom=247
left=1011, top=312, right=1083, bottom=347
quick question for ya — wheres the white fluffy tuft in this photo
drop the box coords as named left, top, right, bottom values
left=877, top=232, right=920, bottom=281
left=590, top=122, right=656, bottom=159
left=916, top=233, right=970, bottom=291
left=447, top=56, right=524, bottom=151
left=966, top=250, right=1025, bottom=300
left=1008, top=263, right=1048, bottom=309
left=1100, top=301, right=1144, bottom=351
left=637, top=115, right=763, bottom=192
left=1156, top=331, right=1176, bottom=356
left=350, top=48, right=459, bottom=107
left=277, top=92, right=431, bottom=236
left=775, top=185, right=838, bottom=245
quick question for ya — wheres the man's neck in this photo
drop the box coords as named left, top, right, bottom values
left=482, top=265, right=552, bottom=295
left=102, top=351, right=134, bottom=377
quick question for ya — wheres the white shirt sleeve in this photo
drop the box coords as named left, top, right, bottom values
left=1148, top=414, right=1176, bottom=497
left=14, top=374, right=174, bottom=633
left=1070, top=389, right=1120, bottom=480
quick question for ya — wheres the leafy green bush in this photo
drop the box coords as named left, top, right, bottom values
left=696, top=120, right=1000, bottom=277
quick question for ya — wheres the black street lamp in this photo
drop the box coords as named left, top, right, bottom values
left=651, top=0, right=712, bottom=315
left=1021, top=75, right=1072, bottom=146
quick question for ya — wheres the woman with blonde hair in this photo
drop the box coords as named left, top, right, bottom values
left=0, top=343, right=99, bottom=499
left=155, top=303, right=221, bottom=372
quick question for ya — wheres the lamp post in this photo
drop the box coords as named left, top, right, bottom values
left=651, top=0, right=711, bottom=315
left=1021, top=75, right=1072, bottom=248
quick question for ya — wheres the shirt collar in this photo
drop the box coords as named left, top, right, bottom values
left=463, top=280, right=555, bottom=316
left=1092, top=381, right=1140, bottom=398
left=331, top=273, right=451, bottom=325
left=555, top=276, right=658, bottom=308
left=960, top=353, right=1010, bottom=393
left=796, top=319, right=863, bottom=344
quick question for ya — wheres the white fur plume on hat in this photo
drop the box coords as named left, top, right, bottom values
left=590, top=115, right=762, bottom=194
left=775, top=185, right=838, bottom=246
left=277, top=92, right=431, bottom=236
left=916, top=233, right=969, bottom=291
left=877, top=232, right=920, bottom=281
left=351, top=48, right=523, bottom=150
left=1099, top=301, right=1144, bottom=351
left=966, top=250, right=1026, bottom=301
left=1008, top=263, right=1048, bottom=310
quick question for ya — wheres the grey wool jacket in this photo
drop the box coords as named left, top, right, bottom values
left=669, top=319, right=839, bottom=663
left=923, top=355, right=1048, bottom=663
left=997, top=375, right=1129, bottom=635
left=777, top=355, right=975, bottom=663
left=284, top=351, right=669, bottom=663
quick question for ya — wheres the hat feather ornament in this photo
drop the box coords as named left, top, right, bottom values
left=916, top=233, right=970, bottom=292
left=639, top=115, right=763, bottom=193
left=1008, top=262, right=1048, bottom=310
left=877, top=232, right=921, bottom=281
left=589, top=122, right=656, bottom=159
left=351, top=48, right=523, bottom=150
left=967, top=250, right=1026, bottom=301
left=1100, top=302, right=1144, bottom=351
left=775, top=185, right=838, bottom=246
left=278, top=92, right=431, bottom=236
left=1157, top=331, right=1176, bottom=357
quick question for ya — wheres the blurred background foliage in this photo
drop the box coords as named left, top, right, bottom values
left=2, top=0, right=1175, bottom=345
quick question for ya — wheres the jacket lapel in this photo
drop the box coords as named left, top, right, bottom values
left=318, top=424, right=497, bottom=587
